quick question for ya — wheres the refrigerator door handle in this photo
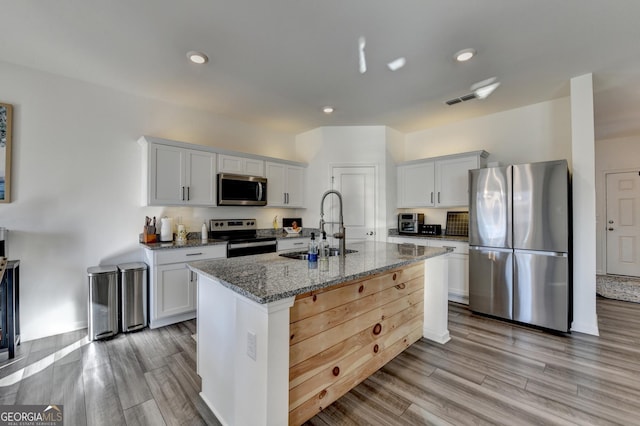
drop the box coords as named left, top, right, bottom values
left=514, top=249, right=567, bottom=257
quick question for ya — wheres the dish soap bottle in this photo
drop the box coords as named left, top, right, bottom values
left=201, top=222, right=208, bottom=242
left=319, top=231, right=329, bottom=271
left=273, top=215, right=278, bottom=231
left=308, top=232, right=318, bottom=268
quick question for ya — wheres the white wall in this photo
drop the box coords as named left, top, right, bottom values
left=401, top=98, right=573, bottom=229
left=405, top=97, right=572, bottom=167
left=595, top=135, right=640, bottom=274
left=0, top=60, right=298, bottom=341
left=295, top=126, right=395, bottom=240
left=570, top=74, right=599, bottom=336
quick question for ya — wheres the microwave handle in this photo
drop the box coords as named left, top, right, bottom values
left=257, top=182, right=263, bottom=201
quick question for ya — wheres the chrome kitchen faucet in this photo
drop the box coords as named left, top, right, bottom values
left=319, top=189, right=346, bottom=258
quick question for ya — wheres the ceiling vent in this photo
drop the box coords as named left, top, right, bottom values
left=445, top=77, right=500, bottom=106
left=445, top=92, right=477, bottom=106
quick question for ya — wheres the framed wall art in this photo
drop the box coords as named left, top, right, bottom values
left=0, top=102, right=12, bottom=203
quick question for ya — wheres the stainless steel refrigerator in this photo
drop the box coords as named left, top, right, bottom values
left=468, top=160, right=571, bottom=332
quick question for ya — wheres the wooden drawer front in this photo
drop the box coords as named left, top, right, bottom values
left=153, top=244, right=227, bottom=265
left=288, top=264, right=424, bottom=425
left=290, top=262, right=423, bottom=322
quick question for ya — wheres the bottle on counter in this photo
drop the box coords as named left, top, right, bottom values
left=201, top=222, right=208, bottom=242
left=308, top=232, right=318, bottom=268
left=319, top=231, right=329, bottom=271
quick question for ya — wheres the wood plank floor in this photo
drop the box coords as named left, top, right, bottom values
left=1, top=297, right=639, bottom=425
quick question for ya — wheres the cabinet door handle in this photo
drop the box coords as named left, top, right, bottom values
left=187, top=186, right=190, bottom=201
left=438, top=192, right=441, bottom=203
left=283, top=193, right=287, bottom=204
left=430, top=192, right=434, bottom=203
left=186, top=252, right=203, bottom=256
left=182, top=186, right=185, bottom=201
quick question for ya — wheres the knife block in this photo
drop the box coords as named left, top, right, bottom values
left=142, top=226, right=157, bottom=243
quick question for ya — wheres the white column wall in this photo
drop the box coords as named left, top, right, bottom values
left=570, top=73, right=599, bottom=336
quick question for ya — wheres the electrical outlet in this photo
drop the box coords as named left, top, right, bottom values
left=247, top=331, right=257, bottom=360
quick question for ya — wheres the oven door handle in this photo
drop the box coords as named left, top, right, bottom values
left=228, top=241, right=276, bottom=249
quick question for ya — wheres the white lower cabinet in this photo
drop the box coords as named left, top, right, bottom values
left=144, top=244, right=227, bottom=328
left=156, top=264, right=196, bottom=319
left=387, top=236, right=469, bottom=304
left=427, top=240, right=469, bottom=304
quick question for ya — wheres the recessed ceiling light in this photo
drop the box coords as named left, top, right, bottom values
left=187, top=51, right=208, bottom=64
left=455, top=48, right=476, bottom=62
left=323, top=106, right=334, bottom=114
left=387, top=57, right=406, bottom=71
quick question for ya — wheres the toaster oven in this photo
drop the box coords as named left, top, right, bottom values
left=398, top=213, right=424, bottom=234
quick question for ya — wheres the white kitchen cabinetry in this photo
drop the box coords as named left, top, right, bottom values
left=143, top=244, right=227, bottom=328
left=277, top=237, right=310, bottom=251
left=147, top=143, right=216, bottom=206
left=266, top=162, right=305, bottom=208
left=427, top=239, right=469, bottom=304
left=397, top=162, right=436, bottom=207
left=218, top=154, right=265, bottom=176
left=386, top=236, right=469, bottom=304
left=397, top=151, right=489, bottom=208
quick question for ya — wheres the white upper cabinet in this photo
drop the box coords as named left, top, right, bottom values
left=147, top=143, right=216, bottom=206
left=435, top=155, right=484, bottom=207
left=186, top=149, right=217, bottom=205
left=266, top=162, right=305, bottom=208
left=397, top=151, right=489, bottom=208
left=398, top=161, right=436, bottom=207
left=140, top=136, right=307, bottom=208
left=218, top=154, right=265, bottom=177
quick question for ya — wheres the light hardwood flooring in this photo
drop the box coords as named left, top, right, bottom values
left=1, top=297, right=639, bottom=425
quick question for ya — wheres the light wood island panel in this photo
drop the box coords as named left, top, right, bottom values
left=288, top=262, right=424, bottom=425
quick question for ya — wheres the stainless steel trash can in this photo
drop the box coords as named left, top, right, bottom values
left=118, top=262, right=148, bottom=332
left=87, top=265, right=118, bottom=341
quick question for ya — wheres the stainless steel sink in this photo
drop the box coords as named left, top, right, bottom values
left=279, top=249, right=358, bottom=260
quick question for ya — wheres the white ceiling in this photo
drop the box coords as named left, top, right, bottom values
left=2, top=1, right=640, bottom=139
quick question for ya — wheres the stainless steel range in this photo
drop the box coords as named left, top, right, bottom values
left=209, top=219, right=277, bottom=257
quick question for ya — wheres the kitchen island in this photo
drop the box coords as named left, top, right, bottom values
left=188, top=241, right=450, bottom=426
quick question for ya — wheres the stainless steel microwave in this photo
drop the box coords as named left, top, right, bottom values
left=217, top=174, right=267, bottom=206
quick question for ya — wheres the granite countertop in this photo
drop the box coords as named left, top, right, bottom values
left=388, top=229, right=469, bottom=243
left=142, top=229, right=314, bottom=251
left=187, top=241, right=449, bottom=304
left=393, top=234, right=469, bottom=243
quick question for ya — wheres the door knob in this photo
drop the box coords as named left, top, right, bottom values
left=366, top=231, right=375, bottom=236
left=608, top=220, right=614, bottom=224
left=608, top=227, right=614, bottom=231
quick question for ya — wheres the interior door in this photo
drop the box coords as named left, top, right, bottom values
left=606, top=171, right=640, bottom=276
left=330, top=165, right=376, bottom=242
